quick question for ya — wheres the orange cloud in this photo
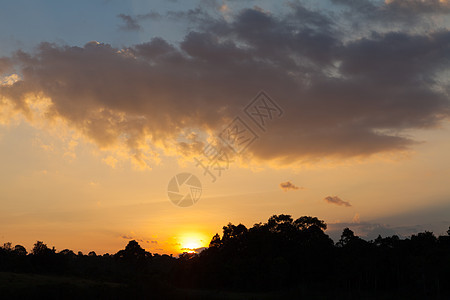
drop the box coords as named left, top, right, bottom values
left=279, top=181, right=303, bottom=192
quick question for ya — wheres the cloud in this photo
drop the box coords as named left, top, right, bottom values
left=332, top=0, right=450, bottom=27
left=181, top=246, right=207, bottom=253
left=328, top=201, right=450, bottom=241
left=279, top=181, right=303, bottom=191
left=385, top=0, right=450, bottom=14
left=194, top=246, right=207, bottom=253
left=333, top=0, right=450, bottom=14
left=1, top=4, right=449, bottom=168
left=327, top=221, right=398, bottom=241
left=120, top=234, right=157, bottom=245
left=324, top=196, right=352, bottom=207
left=117, top=12, right=161, bottom=31
left=0, top=58, right=12, bottom=73
left=117, top=14, right=142, bottom=31
left=327, top=220, right=445, bottom=241
left=102, top=156, right=118, bottom=168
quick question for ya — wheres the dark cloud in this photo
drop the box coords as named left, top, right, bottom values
left=328, top=200, right=450, bottom=241
left=117, top=12, right=162, bottom=31
left=120, top=235, right=156, bottom=244
left=181, top=246, right=207, bottom=253
left=331, top=0, right=376, bottom=12
left=194, top=247, right=207, bottom=253
left=324, top=196, right=352, bottom=207
left=1, top=4, right=449, bottom=168
left=327, top=221, right=445, bottom=241
left=332, top=0, right=450, bottom=26
left=328, top=221, right=398, bottom=241
left=117, top=14, right=142, bottom=31
left=280, top=181, right=303, bottom=191
left=385, top=0, right=450, bottom=14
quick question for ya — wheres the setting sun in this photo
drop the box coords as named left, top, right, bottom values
left=179, top=233, right=208, bottom=253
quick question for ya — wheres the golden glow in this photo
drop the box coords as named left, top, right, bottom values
left=179, top=233, right=208, bottom=253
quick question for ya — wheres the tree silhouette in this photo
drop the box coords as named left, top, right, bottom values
left=267, top=214, right=294, bottom=233
left=12, top=244, right=27, bottom=256
left=337, top=227, right=357, bottom=247
left=294, top=216, right=327, bottom=231
left=115, top=240, right=151, bottom=260
left=59, top=249, right=76, bottom=256
left=2, top=242, right=12, bottom=252
left=32, top=241, right=52, bottom=256
left=209, top=233, right=222, bottom=248
left=222, top=223, right=247, bottom=241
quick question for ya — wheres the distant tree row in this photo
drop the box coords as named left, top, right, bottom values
left=174, top=214, right=450, bottom=297
left=1, top=214, right=450, bottom=298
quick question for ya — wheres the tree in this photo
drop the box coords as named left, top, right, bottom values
left=267, top=214, right=295, bottom=234
left=179, top=252, right=196, bottom=261
left=115, top=240, right=151, bottom=260
left=337, top=228, right=356, bottom=247
left=59, top=249, right=76, bottom=256
left=32, top=241, right=51, bottom=256
left=2, top=242, right=12, bottom=251
left=222, top=223, right=247, bottom=242
left=294, top=216, right=327, bottom=231
left=209, top=233, right=222, bottom=248
left=13, top=245, right=27, bottom=256
left=411, top=231, right=437, bottom=248
left=373, top=235, right=399, bottom=248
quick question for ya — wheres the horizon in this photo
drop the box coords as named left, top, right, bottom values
left=3, top=212, right=450, bottom=257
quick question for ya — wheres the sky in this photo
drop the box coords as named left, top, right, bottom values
left=0, top=0, right=449, bottom=255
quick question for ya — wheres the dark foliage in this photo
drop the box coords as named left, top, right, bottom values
left=0, top=217, right=449, bottom=299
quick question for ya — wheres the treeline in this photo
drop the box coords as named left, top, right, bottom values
left=0, top=239, right=177, bottom=298
left=176, top=215, right=450, bottom=298
left=1, top=215, right=450, bottom=299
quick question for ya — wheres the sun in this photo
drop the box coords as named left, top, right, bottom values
left=183, top=240, right=201, bottom=253
left=179, top=233, right=207, bottom=253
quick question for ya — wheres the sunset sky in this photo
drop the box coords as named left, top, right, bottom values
left=0, top=0, right=449, bottom=256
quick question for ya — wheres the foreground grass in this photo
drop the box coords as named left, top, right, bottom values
left=0, top=271, right=123, bottom=289
left=0, top=272, right=430, bottom=299
left=0, top=271, right=127, bottom=299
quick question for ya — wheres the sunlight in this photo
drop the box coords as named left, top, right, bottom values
left=179, top=233, right=207, bottom=253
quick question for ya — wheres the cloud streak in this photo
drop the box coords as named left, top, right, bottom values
left=120, top=235, right=157, bottom=244
left=324, top=196, right=352, bottom=207
left=117, top=12, right=162, bottom=31
left=280, top=181, right=302, bottom=192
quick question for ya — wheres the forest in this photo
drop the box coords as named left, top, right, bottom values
left=0, top=214, right=449, bottom=299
